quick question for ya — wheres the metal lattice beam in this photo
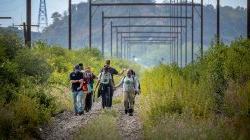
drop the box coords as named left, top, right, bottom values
left=104, top=15, right=191, bottom=19
left=112, top=25, right=185, bottom=28
left=91, top=3, right=201, bottom=6
left=118, top=31, right=181, bottom=34
left=0, top=17, right=11, bottom=19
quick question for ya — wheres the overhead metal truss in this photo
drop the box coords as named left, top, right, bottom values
left=89, top=0, right=204, bottom=66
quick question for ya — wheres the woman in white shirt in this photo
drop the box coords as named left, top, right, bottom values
left=115, top=69, right=138, bottom=116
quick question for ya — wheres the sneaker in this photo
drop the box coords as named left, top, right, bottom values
left=78, top=111, right=84, bottom=116
left=129, top=109, right=134, bottom=113
left=125, top=110, right=128, bottom=114
left=129, top=113, right=133, bottom=116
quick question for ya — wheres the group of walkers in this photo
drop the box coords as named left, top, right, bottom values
left=69, top=60, right=140, bottom=116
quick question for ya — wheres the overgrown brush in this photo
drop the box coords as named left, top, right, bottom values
left=140, top=39, right=250, bottom=139
left=0, top=30, right=140, bottom=139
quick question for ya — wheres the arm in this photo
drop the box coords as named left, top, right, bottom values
left=94, top=73, right=101, bottom=92
left=92, top=73, right=98, bottom=80
left=115, top=77, right=124, bottom=88
left=117, top=69, right=126, bottom=76
left=70, top=80, right=81, bottom=83
left=112, top=68, right=125, bottom=76
left=78, top=73, right=84, bottom=90
left=70, top=73, right=81, bottom=83
left=134, top=77, right=139, bottom=91
left=78, top=79, right=84, bottom=89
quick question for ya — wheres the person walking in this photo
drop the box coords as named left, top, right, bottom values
left=100, top=60, right=125, bottom=107
left=115, top=69, right=138, bottom=116
left=84, top=66, right=97, bottom=112
left=70, top=65, right=86, bottom=115
left=97, top=65, right=114, bottom=109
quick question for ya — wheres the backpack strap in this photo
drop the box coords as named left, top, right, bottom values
left=132, top=76, right=136, bottom=89
left=122, top=76, right=126, bottom=82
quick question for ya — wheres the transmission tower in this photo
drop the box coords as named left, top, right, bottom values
left=38, top=0, right=48, bottom=32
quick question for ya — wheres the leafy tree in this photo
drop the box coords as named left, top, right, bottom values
left=51, top=12, right=62, bottom=23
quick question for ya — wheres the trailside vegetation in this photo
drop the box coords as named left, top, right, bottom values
left=140, top=39, right=250, bottom=139
left=0, top=31, right=139, bottom=139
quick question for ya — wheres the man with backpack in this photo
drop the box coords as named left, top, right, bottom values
left=100, top=60, right=125, bottom=108
left=97, top=65, right=114, bottom=109
left=70, top=65, right=85, bottom=115
left=115, top=69, right=139, bottom=116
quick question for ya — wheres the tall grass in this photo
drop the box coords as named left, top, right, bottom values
left=75, top=109, right=121, bottom=140
left=139, top=39, right=250, bottom=139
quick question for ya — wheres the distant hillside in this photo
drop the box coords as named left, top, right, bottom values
left=2, top=0, right=244, bottom=66
left=34, top=0, right=246, bottom=50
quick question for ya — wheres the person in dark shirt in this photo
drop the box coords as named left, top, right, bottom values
left=70, top=65, right=86, bottom=115
left=100, top=59, right=125, bottom=108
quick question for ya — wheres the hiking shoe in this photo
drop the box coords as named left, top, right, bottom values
left=129, top=109, right=134, bottom=113
left=79, top=111, right=84, bottom=116
left=125, top=110, right=128, bottom=114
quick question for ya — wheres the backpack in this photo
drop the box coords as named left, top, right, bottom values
left=81, top=79, right=88, bottom=93
left=122, top=76, right=136, bottom=90
left=100, top=72, right=112, bottom=85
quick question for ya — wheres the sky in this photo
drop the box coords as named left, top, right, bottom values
left=0, top=0, right=247, bottom=30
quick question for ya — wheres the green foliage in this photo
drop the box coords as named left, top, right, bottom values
left=14, top=49, right=52, bottom=83
left=0, top=29, right=21, bottom=61
left=140, top=39, right=250, bottom=139
left=0, top=31, right=138, bottom=139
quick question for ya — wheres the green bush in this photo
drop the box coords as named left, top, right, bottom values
left=140, top=39, right=250, bottom=139
left=14, top=49, right=52, bottom=83
left=0, top=30, right=139, bottom=139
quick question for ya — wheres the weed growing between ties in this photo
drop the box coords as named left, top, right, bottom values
left=139, top=39, right=250, bottom=140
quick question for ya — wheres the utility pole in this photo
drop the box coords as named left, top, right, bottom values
left=26, top=0, right=31, bottom=48
left=68, top=0, right=72, bottom=50
left=116, top=27, right=118, bottom=57
left=89, top=0, right=92, bottom=49
left=176, top=0, right=179, bottom=66
left=201, top=0, right=204, bottom=58
left=111, top=21, right=113, bottom=57
left=123, top=38, right=126, bottom=58
left=102, top=11, right=104, bottom=56
left=217, top=0, right=220, bottom=44
left=191, top=0, right=194, bottom=63
left=14, top=23, right=38, bottom=46
left=121, top=34, right=123, bottom=59
left=185, top=0, right=187, bottom=65
left=180, top=0, right=183, bottom=67
left=22, top=23, right=27, bottom=45
left=23, top=23, right=27, bottom=45
left=248, top=0, right=250, bottom=39
left=170, top=0, right=172, bottom=64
